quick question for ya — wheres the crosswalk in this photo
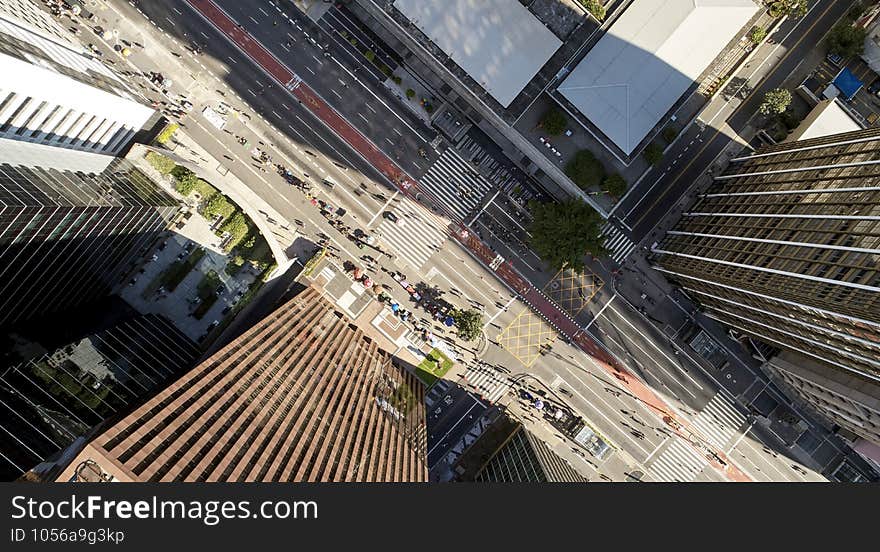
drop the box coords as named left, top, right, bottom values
left=646, top=393, right=747, bottom=482
left=691, top=392, right=747, bottom=450
left=375, top=199, right=447, bottom=270
left=418, top=147, right=493, bottom=221
left=425, top=380, right=452, bottom=409
left=460, top=364, right=511, bottom=403
left=600, top=222, right=637, bottom=264
left=646, top=437, right=709, bottom=482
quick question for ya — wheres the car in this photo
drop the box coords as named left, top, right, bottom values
left=209, top=320, right=219, bottom=328
left=221, top=306, right=232, bottom=315
left=215, top=285, right=225, bottom=296
left=321, top=178, right=335, bottom=189
left=190, top=297, right=201, bottom=306
left=827, top=52, right=843, bottom=67
left=559, top=387, right=573, bottom=398
left=382, top=211, right=398, bottom=223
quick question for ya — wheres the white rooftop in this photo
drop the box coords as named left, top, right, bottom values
left=558, top=0, right=758, bottom=155
left=787, top=99, right=862, bottom=142
left=394, top=0, right=561, bottom=107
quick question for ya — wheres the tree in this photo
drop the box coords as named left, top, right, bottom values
left=747, top=26, right=767, bottom=45
left=540, top=107, right=567, bottom=136
left=364, top=50, right=376, bottom=63
left=564, top=149, right=606, bottom=190
left=603, top=173, right=627, bottom=198
left=643, top=142, right=664, bottom=166
left=826, top=23, right=867, bottom=59
left=661, top=126, right=679, bottom=144
left=405, top=88, right=416, bottom=99
left=451, top=309, right=484, bottom=342
left=202, top=194, right=235, bottom=220
left=768, top=0, right=807, bottom=18
left=219, top=212, right=249, bottom=251
left=528, top=199, right=605, bottom=273
left=170, top=166, right=200, bottom=195
left=759, top=88, right=792, bottom=116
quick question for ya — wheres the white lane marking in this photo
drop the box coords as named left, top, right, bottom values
left=249, top=16, right=259, bottom=25
left=584, top=294, right=616, bottom=330
left=306, top=66, right=316, bottom=75
left=331, top=89, right=343, bottom=99
left=357, top=113, right=369, bottom=123
left=258, top=7, right=270, bottom=17
left=393, top=128, right=402, bottom=136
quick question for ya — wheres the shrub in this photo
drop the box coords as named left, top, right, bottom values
left=225, top=255, right=246, bottom=276
left=565, top=150, right=606, bottom=190
left=425, top=104, right=435, bottom=114
left=643, top=142, right=664, bottom=165
left=580, top=0, right=606, bottom=21
left=392, top=75, right=402, bottom=85
left=540, top=107, right=567, bottom=136
left=349, top=37, right=357, bottom=47
left=364, top=50, right=376, bottom=62
left=155, top=122, right=179, bottom=145
left=145, top=151, right=176, bottom=175
left=380, top=64, right=393, bottom=76
left=759, top=88, right=792, bottom=116
left=405, top=88, right=416, bottom=99
left=171, top=166, right=200, bottom=196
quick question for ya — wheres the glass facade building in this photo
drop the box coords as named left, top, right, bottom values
left=57, top=286, right=429, bottom=482
left=0, top=147, right=180, bottom=327
left=474, top=424, right=587, bottom=483
left=653, top=127, right=880, bottom=445
left=0, top=309, right=198, bottom=481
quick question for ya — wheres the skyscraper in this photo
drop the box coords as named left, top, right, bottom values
left=0, top=304, right=199, bottom=481
left=653, top=127, right=880, bottom=443
left=473, top=423, right=587, bottom=483
left=0, top=138, right=180, bottom=327
left=0, top=0, right=155, bottom=154
left=56, top=286, right=429, bottom=482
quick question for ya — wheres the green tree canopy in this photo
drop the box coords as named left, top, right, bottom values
left=579, top=0, right=606, bottom=21
left=759, top=88, right=792, bottom=116
left=528, top=199, right=605, bottom=273
left=603, top=173, right=627, bottom=198
left=202, top=194, right=236, bottom=220
left=826, top=23, right=867, bottom=59
left=219, top=212, right=249, bottom=251
left=540, top=107, right=567, bottom=136
left=565, top=149, right=606, bottom=190
left=145, top=151, right=175, bottom=175
left=643, top=142, right=664, bottom=166
left=747, top=26, right=767, bottom=45
left=451, top=309, right=484, bottom=342
left=768, top=0, right=807, bottom=18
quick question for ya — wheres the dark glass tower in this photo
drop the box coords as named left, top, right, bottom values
left=0, top=145, right=180, bottom=327
left=653, top=127, right=880, bottom=446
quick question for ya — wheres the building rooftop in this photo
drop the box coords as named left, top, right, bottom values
left=558, top=0, right=758, bottom=154
left=393, top=0, right=561, bottom=107
left=786, top=99, right=862, bottom=142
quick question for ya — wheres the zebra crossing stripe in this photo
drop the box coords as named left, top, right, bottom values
left=691, top=394, right=746, bottom=449
left=600, top=222, right=636, bottom=264
left=462, top=366, right=510, bottom=403
left=648, top=438, right=708, bottom=482
left=419, top=148, right=493, bottom=221
left=377, top=202, right=447, bottom=269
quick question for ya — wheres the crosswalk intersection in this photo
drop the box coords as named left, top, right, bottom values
left=646, top=437, right=709, bottom=482
left=460, top=364, right=511, bottom=403
left=375, top=199, right=447, bottom=270
left=600, top=222, right=636, bottom=264
left=691, top=392, right=747, bottom=450
left=646, top=393, right=747, bottom=482
left=418, top=147, right=493, bottom=221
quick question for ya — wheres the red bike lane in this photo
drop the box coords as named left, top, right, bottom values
left=186, top=0, right=751, bottom=482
